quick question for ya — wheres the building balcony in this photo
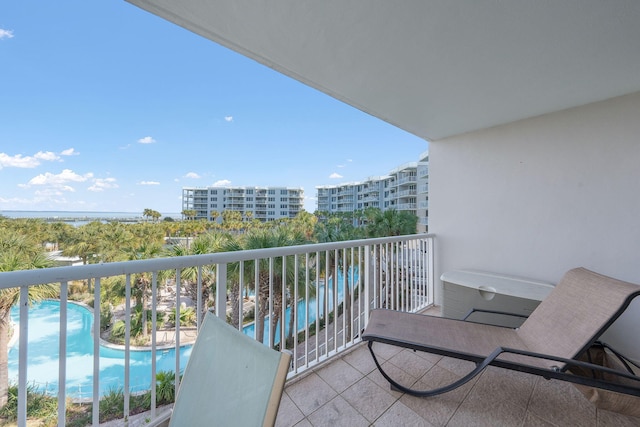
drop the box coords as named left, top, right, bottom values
left=2, top=233, right=637, bottom=426
left=1, top=235, right=437, bottom=426
left=397, top=189, right=417, bottom=197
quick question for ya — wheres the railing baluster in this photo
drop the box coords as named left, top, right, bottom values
left=151, top=272, right=158, bottom=420
left=0, top=233, right=434, bottom=425
left=58, top=281, right=68, bottom=427
left=124, top=274, right=131, bottom=425
left=17, top=285, right=28, bottom=427
left=175, top=269, right=181, bottom=393
left=93, top=277, right=101, bottom=426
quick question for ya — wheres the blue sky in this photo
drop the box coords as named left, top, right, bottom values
left=0, top=2, right=426, bottom=214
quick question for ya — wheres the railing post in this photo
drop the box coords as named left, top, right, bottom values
left=58, top=281, right=68, bottom=427
left=216, top=263, right=227, bottom=319
left=18, top=286, right=28, bottom=427
left=364, top=245, right=371, bottom=324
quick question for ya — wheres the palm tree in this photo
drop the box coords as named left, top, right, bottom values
left=227, top=227, right=307, bottom=344
left=365, top=208, right=418, bottom=237
left=126, top=242, right=162, bottom=338
left=167, top=232, right=229, bottom=321
left=0, top=236, right=58, bottom=408
left=182, top=210, right=197, bottom=221
left=314, top=217, right=364, bottom=343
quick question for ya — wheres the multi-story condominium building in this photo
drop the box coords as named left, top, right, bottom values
left=317, top=151, right=429, bottom=232
left=182, top=186, right=304, bottom=222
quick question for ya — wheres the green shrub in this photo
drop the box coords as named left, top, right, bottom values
left=155, top=370, right=176, bottom=405
left=168, top=307, right=196, bottom=327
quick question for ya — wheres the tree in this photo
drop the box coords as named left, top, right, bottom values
left=126, top=242, right=162, bottom=338
left=365, top=208, right=418, bottom=237
left=143, top=208, right=162, bottom=222
left=181, top=210, right=197, bottom=221
left=0, top=235, right=58, bottom=408
left=226, top=227, right=307, bottom=344
left=166, top=231, right=230, bottom=321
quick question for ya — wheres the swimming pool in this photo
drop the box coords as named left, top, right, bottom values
left=8, top=268, right=357, bottom=398
left=8, top=301, right=192, bottom=399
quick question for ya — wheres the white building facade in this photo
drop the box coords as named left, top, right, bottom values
left=182, top=186, right=304, bottom=222
left=317, top=151, right=429, bottom=232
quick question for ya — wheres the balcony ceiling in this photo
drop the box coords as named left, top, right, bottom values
left=126, top=0, right=640, bottom=141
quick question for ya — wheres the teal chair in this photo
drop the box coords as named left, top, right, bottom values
left=152, top=311, right=291, bottom=427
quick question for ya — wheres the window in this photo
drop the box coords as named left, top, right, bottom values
left=246, top=189, right=253, bottom=194
left=268, top=197, right=275, bottom=202
left=212, top=190, right=217, bottom=194
left=280, top=189, right=287, bottom=195
left=268, top=204, right=276, bottom=209
left=210, top=197, right=217, bottom=201
left=268, top=189, right=275, bottom=194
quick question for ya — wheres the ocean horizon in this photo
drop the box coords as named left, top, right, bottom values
left=1, top=210, right=182, bottom=220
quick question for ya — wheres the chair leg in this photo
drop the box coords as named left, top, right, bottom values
left=367, top=341, right=495, bottom=397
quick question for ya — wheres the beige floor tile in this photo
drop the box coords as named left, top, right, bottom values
left=286, top=372, right=338, bottom=416
left=276, top=392, right=305, bottom=427
left=464, top=366, right=537, bottom=409
left=367, top=359, right=420, bottom=398
left=316, top=358, right=363, bottom=393
left=341, top=376, right=398, bottom=422
left=373, top=400, right=434, bottom=427
left=370, top=341, right=404, bottom=361
left=400, top=365, right=474, bottom=426
left=528, top=379, right=596, bottom=427
left=387, top=348, right=439, bottom=379
left=306, top=396, right=370, bottom=427
left=521, top=411, right=557, bottom=427
left=342, top=344, right=378, bottom=375
left=597, top=408, right=640, bottom=427
left=448, top=397, right=527, bottom=427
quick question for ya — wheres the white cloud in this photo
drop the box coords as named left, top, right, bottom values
left=34, top=151, right=60, bottom=162
left=138, top=181, right=160, bottom=185
left=185, top=172, right=201, bottom=179
left=60, top=148, right=78, bottom=156
left=137, top=136, right=156, bottom=144
left=329, top=173, right=343, bottom=179
left=0, top=148, right=78, bottom=169
left=224, top=116, right=233, bottom=122
left=34, top=188, right=69, bottom=196
left=88, top=177, right=118, bottom=192
left=212, top=179, right=231, bottom=186
left=25, top=169, right=93, bottom=189
left=0, top=153, right=41, bottom=169
left=0, top=29, right=14, bottom=40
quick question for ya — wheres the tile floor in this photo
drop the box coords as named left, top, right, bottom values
left=276, top=342, right=640, bottom=427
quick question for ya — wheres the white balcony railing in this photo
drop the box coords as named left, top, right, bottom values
left=0, top=234, right=434, bottom=426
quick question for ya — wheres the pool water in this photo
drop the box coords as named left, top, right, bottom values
left=9, top=301, right=191, bottom=399
left=9, top=268, right=357, bottom=398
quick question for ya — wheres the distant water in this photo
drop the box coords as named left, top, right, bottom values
left=2, top=210, right=181, bottom=218
left=1, top=210, right=182, bottom=224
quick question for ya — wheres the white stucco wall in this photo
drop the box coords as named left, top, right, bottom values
left=430, top=91, right=640, bottom=360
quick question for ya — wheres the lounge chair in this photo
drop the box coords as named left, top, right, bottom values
left=362, top=267, right=640, bottom=400
left=150, top=311, right=291, bottom=427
